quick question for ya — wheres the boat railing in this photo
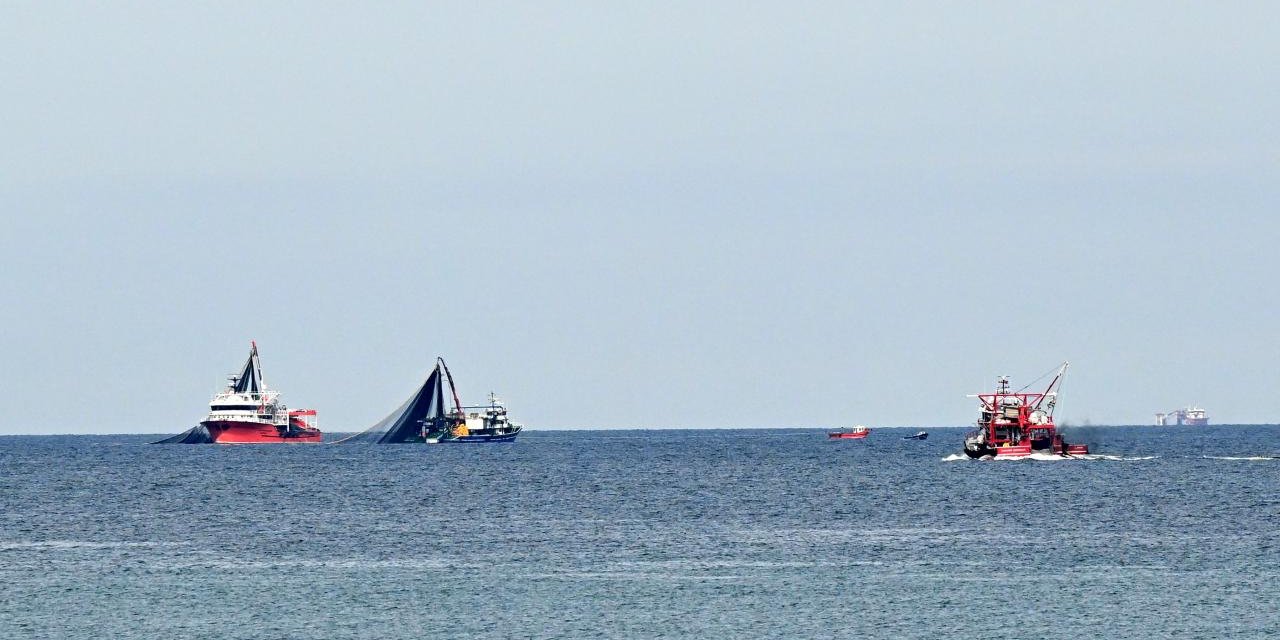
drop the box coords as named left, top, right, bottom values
left=205, top=408, right=287, bottom=421
left=459, top=403, right=505, bottom=411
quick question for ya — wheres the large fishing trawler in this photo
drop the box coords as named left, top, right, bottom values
left=200, top=341, right=322, bottom=443
left=962, top=362, right=1088, bottom=459
left=334, top=357, right=522, bottom=444
left=199, top=342, right=321, bottom=443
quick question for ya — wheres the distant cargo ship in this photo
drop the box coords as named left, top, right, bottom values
left=1155, top=406, right=1208, bottom=426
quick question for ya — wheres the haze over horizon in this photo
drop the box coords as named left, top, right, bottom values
left=2, top=3, right=1277, bottom=434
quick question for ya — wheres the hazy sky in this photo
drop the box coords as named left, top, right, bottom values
left=2, top=2, right=1278, bottom=433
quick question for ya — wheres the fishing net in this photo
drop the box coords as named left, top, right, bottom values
left=150, top=425, right=214, bottom=444
left=330, top=367, right=447, bottom=444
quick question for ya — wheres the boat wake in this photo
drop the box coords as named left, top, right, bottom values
left=1204, top=455, right=1280, bottom=461
left=1075, top=454, right=1158, bottom=461
left=943, top=453, right=1156, bottom=462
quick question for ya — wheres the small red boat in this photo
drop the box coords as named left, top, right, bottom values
left=962, top=362, right=1089, bottom=459
left=828, top=426, right=871, bottom=439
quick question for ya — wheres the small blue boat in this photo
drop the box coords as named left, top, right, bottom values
left=903, top=431, right=928, bottom=440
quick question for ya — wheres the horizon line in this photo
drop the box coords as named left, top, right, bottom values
left=3, top=424, right=1278, bottom=437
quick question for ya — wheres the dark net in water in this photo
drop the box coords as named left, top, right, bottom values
left=330, top=367, right=446, bottom=444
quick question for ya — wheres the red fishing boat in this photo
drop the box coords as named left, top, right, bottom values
left=200, top=342, right=322, bottom=443
left=154, top=342, right=321, bottom=444
left=829, top=425, right=871, bottom=439
left=962, top=362, right=1089, bottom=459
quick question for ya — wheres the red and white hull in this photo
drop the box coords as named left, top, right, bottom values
left=202, top=420, right=322, bottom=443
left=157, top=342, right=323, bottom=445
left=829, top=429, right=871, bottom=439
left=990, top=443, right=1034, bottom=457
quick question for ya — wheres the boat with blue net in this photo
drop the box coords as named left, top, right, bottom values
left=333, top=357, right=521, bottom=444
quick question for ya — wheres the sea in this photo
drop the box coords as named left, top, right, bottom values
left=2, top=425, right=1278, bottom=639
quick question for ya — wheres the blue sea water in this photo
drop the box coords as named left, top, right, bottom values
left=2, top=426, right=1278, bottom=639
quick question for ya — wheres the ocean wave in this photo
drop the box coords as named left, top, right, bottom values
left=610, top=559, right=824, bottom=570
left=521, top=571, right=747, bottom=582
left=1077, top=454, right=1159, bottom=461
left=728, top=527, right=1033, bottom=547
left=166, top=557, right=461, bottom=570
left=0, top=540, right=185, bottom=551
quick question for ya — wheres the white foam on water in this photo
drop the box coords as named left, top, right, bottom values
left=160, top=557, right=463, bottom=571
left=942, top=452, right=1157, bottom=462
left=1204, top=455, right=1280, bottom=461
left=0, top=540, right=184, bottom=551
left=728, top=526, right=988, bottom=547
left=1085, top=454, right=1158, bottom=461
left=941, top=452, right=1071, bottom=461
left=1025, top=452, right=1072, bottom=461
left=612, top=559, right=824, bottom=570
left=523, top=571, right=747, bottom=582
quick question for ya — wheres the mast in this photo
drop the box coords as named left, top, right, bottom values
left=230, top=340, right=264, bottom=396
left=437, top=357, right=465, bottom=424
left=251, top=340, right=262, bottom=401
left=1035, top=361, right=1069, bottom=414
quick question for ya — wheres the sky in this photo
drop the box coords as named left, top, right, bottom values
left=2, top=2, right=1278, bottom=433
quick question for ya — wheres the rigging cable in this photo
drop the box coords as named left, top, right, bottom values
left=1015, top=362, right=1065, bottom=393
